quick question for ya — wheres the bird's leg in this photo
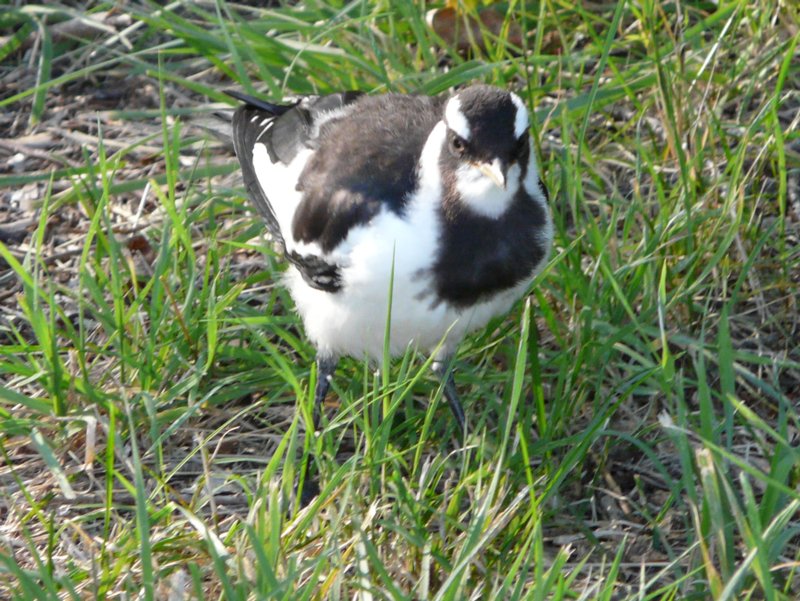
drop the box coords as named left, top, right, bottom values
left=312, top=355, right=338, bottom=433
left=432, top=358, right=467, bottom=435
left=299, top=354, right=338, bottom=506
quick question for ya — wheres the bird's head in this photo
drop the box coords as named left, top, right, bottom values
left=440, top=85, right=532, bottom=218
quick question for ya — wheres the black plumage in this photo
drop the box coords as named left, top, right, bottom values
left=230, top=89, right=365, bottom=289
left=432, top=184, right=550, bottom=307
left=292, top=94, right=444, bottom=251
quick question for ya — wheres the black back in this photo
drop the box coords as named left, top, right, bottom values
left=292, top=93, right=444, bottom=252
left=232, top=90, right=445, bottom=266
left=230, top=90, right=364, bottom=247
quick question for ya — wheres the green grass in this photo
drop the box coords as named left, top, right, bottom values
left=1, top=0, right=799, bottom=599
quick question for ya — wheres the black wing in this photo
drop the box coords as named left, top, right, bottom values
left=230, top=89, right=365, bottom=291
left=231, top=93, right=293, bottom=242
left=230, top=90, right=443, bottom=290
left=230, top=89, right=364, bottom=242
left=291, top=93, right=444, bottom=252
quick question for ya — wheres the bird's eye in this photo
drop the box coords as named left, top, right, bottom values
left=449, top=135, right=467, bottom=156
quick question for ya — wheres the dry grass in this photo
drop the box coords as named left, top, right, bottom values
left=1, top=1, right=799, bottom=599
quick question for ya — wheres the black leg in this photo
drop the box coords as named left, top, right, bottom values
left=299, top=355, right=338, bottom=507
left=312, top=355, right=338, bottom=433
left=432, top=358, right=467, bottom=435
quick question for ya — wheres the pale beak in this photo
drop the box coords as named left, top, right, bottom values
left=475, top=158, right=507, bottom=190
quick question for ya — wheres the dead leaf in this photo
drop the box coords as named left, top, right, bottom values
left=426, top=6, right=523, bottom=53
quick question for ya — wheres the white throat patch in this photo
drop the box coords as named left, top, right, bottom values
left=444, top=96, right=471, bottom=140
left=455, top=161, right=521, bottom=219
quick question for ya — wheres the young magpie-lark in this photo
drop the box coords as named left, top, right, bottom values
left=230, top=84, right=552, bottom=434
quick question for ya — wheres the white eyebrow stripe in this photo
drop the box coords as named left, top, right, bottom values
left=510, top=93, right=529, bottom=139
left=444, top=96, right=471, bottom=140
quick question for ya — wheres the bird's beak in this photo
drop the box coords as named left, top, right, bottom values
left=475, top=158, right=507, bottom=190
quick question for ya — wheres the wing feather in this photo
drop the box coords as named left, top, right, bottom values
left=230, top=90, right=365, bottom=291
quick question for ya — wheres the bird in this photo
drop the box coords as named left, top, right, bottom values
left=229, top=84, right=553, bottom=437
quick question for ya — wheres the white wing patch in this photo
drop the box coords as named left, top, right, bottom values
left=251, top=142, right=323, bottom=256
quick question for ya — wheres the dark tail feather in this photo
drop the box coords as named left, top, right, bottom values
left=224, top=89, right=297, bottom=115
